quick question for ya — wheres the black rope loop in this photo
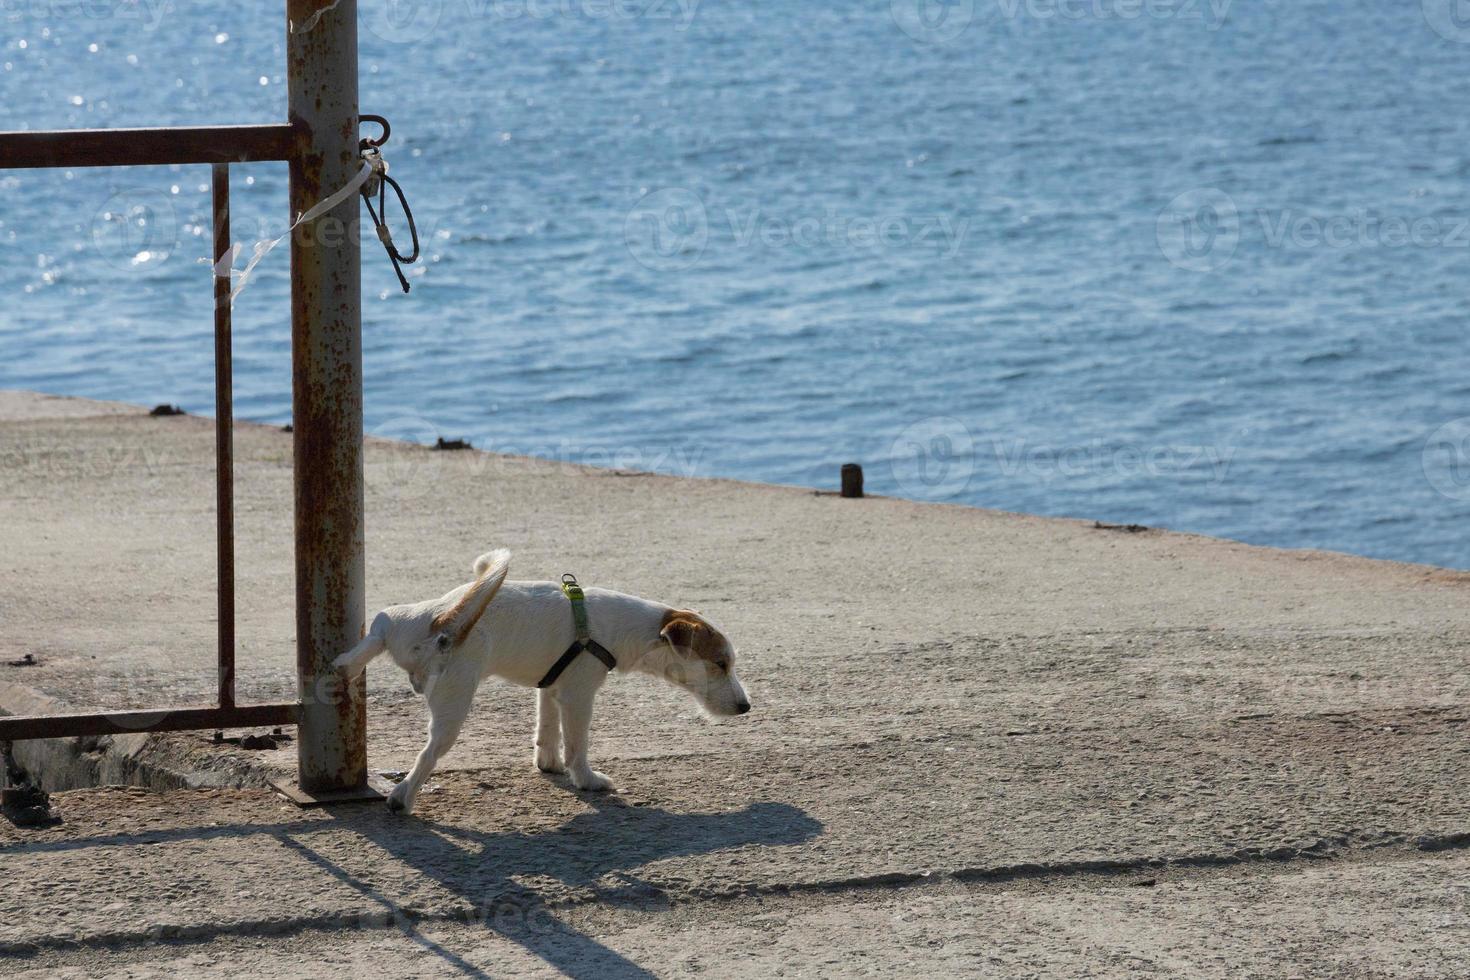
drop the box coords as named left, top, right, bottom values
left=358, top=115, right=419, bottom=293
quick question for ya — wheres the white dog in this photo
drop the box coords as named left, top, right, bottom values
left=332, top=549, right=751, bottom=814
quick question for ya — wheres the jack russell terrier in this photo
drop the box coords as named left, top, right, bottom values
left=333, top=550, right=751, bottom=814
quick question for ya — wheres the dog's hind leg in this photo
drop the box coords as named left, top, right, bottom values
left=554, top=679, right=613, bottom=793
left=534, top=688, right=565, bottom=773
left=389, top=663, right=479, bottom=814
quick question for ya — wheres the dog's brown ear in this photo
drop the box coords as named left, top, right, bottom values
left=660, top=616, right=700, bottom=654
left=432, top=548, right=511, bottom=646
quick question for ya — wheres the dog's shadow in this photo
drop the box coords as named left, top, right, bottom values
left=280, top=792, right=824, bottom=978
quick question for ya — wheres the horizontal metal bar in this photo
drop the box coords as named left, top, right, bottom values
left=0, top=124, right=295, bottom=170
left=0, top=703, right=298, bottom=741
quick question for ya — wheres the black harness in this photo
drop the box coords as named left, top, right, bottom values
left=536, top=574, right=617, bottom=689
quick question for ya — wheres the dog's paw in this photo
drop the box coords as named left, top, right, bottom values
left=387, top=783, right=415, bottom=814
left=571, top=770, right=614, bottom=793
left=535, top=746, right=565, bottom=773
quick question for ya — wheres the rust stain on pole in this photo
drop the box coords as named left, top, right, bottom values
left=212, top=162, right=236, bottom=711
left=288, top=0, right=367, bottom=793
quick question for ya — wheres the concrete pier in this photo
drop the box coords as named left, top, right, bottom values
left=2, top=390, right=1467, bottom=976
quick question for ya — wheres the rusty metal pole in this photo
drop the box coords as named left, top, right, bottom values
left=286, top=0, right=369, bottom=796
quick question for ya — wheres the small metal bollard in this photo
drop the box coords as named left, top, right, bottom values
left=840, top=463, right=864, bottom=498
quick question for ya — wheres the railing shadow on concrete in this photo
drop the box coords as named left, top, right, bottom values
left=1, top=794, right=824, bottom=978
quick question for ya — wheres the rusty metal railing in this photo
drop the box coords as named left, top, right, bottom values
left=0, top=2, right=377, bottom=800
left=0, top=124, right=294, bottom=170
left=0, top=128, right=298, bottom=742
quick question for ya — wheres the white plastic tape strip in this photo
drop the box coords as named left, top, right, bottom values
left=211, top=159, right=373, bottom=304
left=289, top=0, right=346, bottom=36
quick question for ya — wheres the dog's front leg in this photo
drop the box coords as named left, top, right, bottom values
left=534, top=688, right=564, bottom=773
left=555, top=681, right=613, bottom=792
left=390, top=664, right=478, bottom=814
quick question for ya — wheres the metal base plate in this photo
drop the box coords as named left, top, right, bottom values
left=270, top=773, right=396, bottom=807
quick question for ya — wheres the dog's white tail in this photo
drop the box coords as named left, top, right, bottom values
left=334, top=549, right=512, bottom=679
left=432, top=548, right=512, bottom=645
left=473, top=550, right=506, bottom=578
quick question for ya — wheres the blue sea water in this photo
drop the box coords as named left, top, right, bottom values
left=3, top=1, right=1470, bottom=568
